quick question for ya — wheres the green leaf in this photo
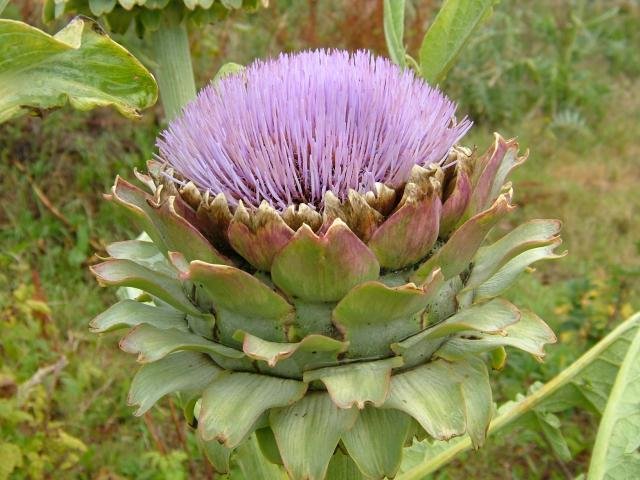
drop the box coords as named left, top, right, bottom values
left=333, top=279, right=441, bottom=357
left=148, top=196, right=230, bottom=265
left=392, top=298, right=520, bottom=366
left=325, top=450, right=365, bottom=480
left=0, top=17, right=157, bottom=123
left=397, top=313, right=640, bottom=479
left=412, top=193, right=513, bottom=284
left=255, top=428, right=283, bottom=465
left=230, top=435, right=288, bottom=480
left=90, top=258, right=200, bottom=315
left=106, top=240, right=177, bottom=277
left=341, top=408, right=411, bottom=479
left=186, top=261, right=294, bottom=344
left=271, top=221, right=380, bottom=303
left=0, top=443, right=23, bottom=480
left=384, top=356, right=491, bottom=445
left=304, top=357, right=403, bottom=409
left=418, top=0, right=494, bottom=84
left=383, top=0, right=406, bottom=67
left=463, top=219, right=563, bottom=291
left=442, top=309, right=557, bottom=359
left=234, top=331, right=347, bottom=368
left=534, top=411, right=572, bottom=462
left=120, top=324, right=245, bottom=363
left=199, top=435, right=233, bottom=474
left=89, top=299, right=189, bottom=333
left=270, top=392, right=359, bottom=480
left=199, top=372, right=307, bottom=448
left=588, top=316, right=640, bottom=479
left=128, top=352, right=220, bottom=415
left=472, top=239, right=567, bottom=302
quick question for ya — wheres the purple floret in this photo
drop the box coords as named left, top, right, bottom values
left=157, top=49, right=472, bottom=210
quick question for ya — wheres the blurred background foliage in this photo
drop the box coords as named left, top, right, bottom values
left=1, top=0, right=639, bottom=478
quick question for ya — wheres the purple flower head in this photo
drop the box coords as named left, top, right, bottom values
left=157, top=50, right=472, bottom=210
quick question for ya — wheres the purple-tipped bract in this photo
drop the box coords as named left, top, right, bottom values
left=157, top=50, right=472, bottom=210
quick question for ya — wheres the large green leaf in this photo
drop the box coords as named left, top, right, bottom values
left=383, top=0, right=406, bottom=68
left=397, top=313, right=640, bottom=479
left=588, top=316, right=640, bottom=479
left=418, top=0, right=494, bottom=84
left=0, top=17, right=157, bottom=123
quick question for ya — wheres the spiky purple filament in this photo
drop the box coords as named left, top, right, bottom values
left=157, top=50, right=472, bottom=210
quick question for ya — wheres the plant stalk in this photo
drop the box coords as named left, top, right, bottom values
left=397, top=313, right=640, bottom=480
left=150, top=21, right=197, bottom=121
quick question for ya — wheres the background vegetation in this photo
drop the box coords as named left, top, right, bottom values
left=1, top=0, right=638, bottom=478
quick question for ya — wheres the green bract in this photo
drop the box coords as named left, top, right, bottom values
left=91, top=134, right=564, bottom=479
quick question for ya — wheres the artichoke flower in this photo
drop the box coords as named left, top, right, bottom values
left=91, top=50, right=565, bottom=479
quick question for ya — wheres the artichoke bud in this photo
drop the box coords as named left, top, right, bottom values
left=91, top=51, right=563, bottom=480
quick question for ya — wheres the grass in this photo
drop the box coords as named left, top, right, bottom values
left=1, top=0, right=639, bottom=478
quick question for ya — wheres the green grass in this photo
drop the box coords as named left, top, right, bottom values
left=1, top=0, right=639, bottom=478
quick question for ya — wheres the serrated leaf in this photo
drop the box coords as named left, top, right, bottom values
left=418, top=0, right=494, bottom=84
left=0, top=17, right=157, bottom=123
left=383, top=0, right=406, bottom=67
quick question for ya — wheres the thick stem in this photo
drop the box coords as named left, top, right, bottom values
left=150, top=21, right=197, bottom=121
